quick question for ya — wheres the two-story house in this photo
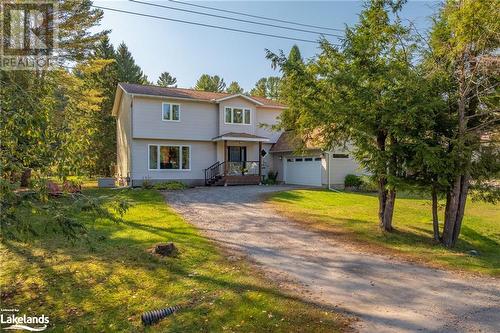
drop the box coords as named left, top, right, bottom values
left=112, top=83, right=361, bottom=187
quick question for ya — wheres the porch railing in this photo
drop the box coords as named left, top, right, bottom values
left=226, top=161, right=259, bottom=176
left=204, top=161, right=260, bottom=185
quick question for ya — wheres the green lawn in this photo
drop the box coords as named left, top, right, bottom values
left=0, top=189, right=348, bottom=332
left=269, top=189, right=500, bottom=277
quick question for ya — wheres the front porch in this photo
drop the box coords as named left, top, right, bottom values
left=205, top=132, right=269, bottom=186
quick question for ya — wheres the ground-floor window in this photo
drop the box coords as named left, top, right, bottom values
left=149, top=144, right=191, bottom=170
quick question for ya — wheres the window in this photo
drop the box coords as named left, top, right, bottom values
left=304, top=157, right=313, bottom=161
left=224, top=107, right=251, bottom=124
left=160, top=146, right=179, bottom=169
left=182, top=146, right=190, bottom=170
left=244, top=109, right=250, bottom=124
left=295, top=158, right=303, bottom=162
left=332, top=154, right=349, bottom=158
left=225, top=107, right=232, bottom=123
left=162, top=103, right=180, bottom=121
left=149, top=145, right=190, bottom=170
left=233, top=108, right=243, bottom=123
left=149, top=145, right=158, bottom=169
left=287, top=158, right=293, bottom=162
left=314, top=157, right=322, bottom=161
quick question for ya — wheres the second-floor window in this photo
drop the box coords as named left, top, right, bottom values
left=162, top=102, right=180, bottom=121
left=225, top=107, right=251, bottom=125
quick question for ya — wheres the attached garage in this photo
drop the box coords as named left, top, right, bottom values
left=284, top=156, right=323, bottom=186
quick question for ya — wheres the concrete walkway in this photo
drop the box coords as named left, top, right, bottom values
left=164, top=185, right=500, bottom=333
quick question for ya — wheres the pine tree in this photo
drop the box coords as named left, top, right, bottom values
left=115, top=42, right=148, bottom=84
left=250, top=77, right=281, bottom=99
left=226, top=81, right=244, bottom=94
left=194, top=74, right=226, bottom=92
left=157, top=72, right=177, bottom=87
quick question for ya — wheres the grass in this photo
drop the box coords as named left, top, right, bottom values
left=0, top=188, right=348, bottom=332
left=268, top=189, right=500, bottom=277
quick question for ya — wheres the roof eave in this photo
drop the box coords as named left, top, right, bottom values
left=213, top=94, right=264, bottom=106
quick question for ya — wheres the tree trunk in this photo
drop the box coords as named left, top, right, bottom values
left=432, top=187, right=440, bottom=241
left=20, top=168, right=32, bottom=188
left=442, top=174, right=469, bottom=248
left=378, top=177, right=395, bottom=231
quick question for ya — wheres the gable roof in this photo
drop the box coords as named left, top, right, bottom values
left=118, top=82, right=285, bottom=109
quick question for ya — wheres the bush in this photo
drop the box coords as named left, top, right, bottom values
left=153, top=181, right=187, bottom=190
left=263, top=171, right=279, bottom=185
left=344, top=174, right=362, bottom=188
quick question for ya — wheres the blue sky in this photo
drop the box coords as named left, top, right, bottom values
left=94, top=1, right=439, bottom=90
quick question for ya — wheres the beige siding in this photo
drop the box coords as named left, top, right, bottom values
left=256, top=108, right=282, bottom=143
left=131, top=139, right=217, bottom=183
left=218, top=97, right=257, bottom=136
left=132, top=96, right=219, bottom=140
left=116, top=93, right=132, bottom=178
left=327, top=147, right=363, bottom=187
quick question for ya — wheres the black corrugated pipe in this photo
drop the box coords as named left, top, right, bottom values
left=141, top=305, right=181, bottom=326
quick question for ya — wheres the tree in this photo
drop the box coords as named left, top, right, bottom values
left=267, top=0, right=422, bottom=231
left=250, top=78, right=267, bottom=97
left=226, top=81, right=244, bottom=94
left=250, top=76, right=281, bottom=99
left=157, top=72, right=177, bottom=87
left=194, top=74, right=226, bottom=92
left=115, top=42, right=149, bottom=84
left=89, top=36, right=119, bottom=176
left=424, top=0, right=500, bottom=247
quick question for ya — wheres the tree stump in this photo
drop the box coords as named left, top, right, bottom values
left=153, top=242, right=178, bottom=257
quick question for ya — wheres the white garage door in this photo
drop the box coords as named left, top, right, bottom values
left=284, top=157, right=322, bottom=186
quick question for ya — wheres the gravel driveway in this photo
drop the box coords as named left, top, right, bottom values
left=164, top=185, right=500, bottom=333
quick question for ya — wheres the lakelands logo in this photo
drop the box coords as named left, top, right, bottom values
left=1, top=309, right=49, bottom=331
left=0, top=0, right=58, bottom=70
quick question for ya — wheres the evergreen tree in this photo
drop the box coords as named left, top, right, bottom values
left=157, top=72, right=177, bottom=87
left=250, top=77, right=281, bottom=99
left=267, top=0, right=421, bottom=231
left=250, top=78, right=267, bottom=97
left=226, top=81, right=244, bottom=94
left=115, top=42, right=148, bottom=84
left=423, top=0, right=500, bottom=247
left=194, top=74, right=226, bottom=92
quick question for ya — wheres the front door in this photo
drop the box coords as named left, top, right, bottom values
left=228, top=146, right=247, bottom=162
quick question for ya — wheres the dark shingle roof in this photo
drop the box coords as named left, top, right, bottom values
left=119, top=83, right=285, bottom=108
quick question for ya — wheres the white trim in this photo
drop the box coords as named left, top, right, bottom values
left=148, top=144, right=191, bottom=171
left=214, top=94, right=264, bottom=105
left=161, top=102, right=181, bottom=122
left=223, top=106, right=252, bottom=125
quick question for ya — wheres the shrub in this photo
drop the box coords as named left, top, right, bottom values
left=153, top=181, right=187, bottom=190
left=344, top=174, right=362, bottom=188
left=263, top=171, right=279, bottom=185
